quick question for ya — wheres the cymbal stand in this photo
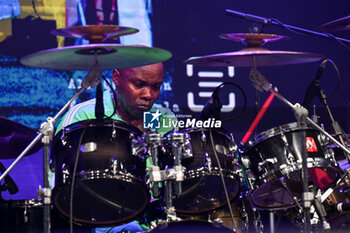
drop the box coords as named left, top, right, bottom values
left=248, top=70, right=350, bottom=232
left=145, top=129, right=186, bottom=223
left=0, top=62, right=102, bottom=233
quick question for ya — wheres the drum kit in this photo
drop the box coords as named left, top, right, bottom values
left=0, top=12, right=350, bottom=233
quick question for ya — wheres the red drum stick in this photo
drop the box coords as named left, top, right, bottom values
left=241, top=92, right=275, bottom=144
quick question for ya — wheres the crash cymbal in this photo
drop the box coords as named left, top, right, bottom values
left=51, top=25, right=139, bottom=43
left=0, top=117, right=42, bottom=159
left=219, top=33, right=287, bottom=47
left=184, top=47, right=323, bottom=67
left=20, top=44, right=172, bottom=70
left=317, top=15, right=350, bottom=33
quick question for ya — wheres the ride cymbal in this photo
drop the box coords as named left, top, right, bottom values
left=0, top=117, right=42, bottom=159
left=51, top=25, right=139, bottom=43
left=20, top=44, right=172, bottom=70
left=184, top=47, right=323, bottom=67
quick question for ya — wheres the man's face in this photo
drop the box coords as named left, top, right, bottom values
left=113, top=63, right=164, bottom=119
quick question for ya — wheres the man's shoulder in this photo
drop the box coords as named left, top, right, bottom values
left=57, top=99, right=96, bottom=132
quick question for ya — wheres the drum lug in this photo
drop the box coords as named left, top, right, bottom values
left=60, top=129, right=68, bottom=147
left=110, top=158, right=124, bottom=175
left=241, top=156, right=251, bottom=169
left=279, top=127, right=295, bottom=164
left=200, top=130, right=207, bottom=145
left=205, top=153, right=212, bottom=171
left=229, top=133, right=238, bottom=153
left=257, top=158, right=277, bottom=171
left=183, top=133, right=193, bottom=158
left=112, top=121, right=117, bottom=139
left=62, top=163, right=70, bottom=184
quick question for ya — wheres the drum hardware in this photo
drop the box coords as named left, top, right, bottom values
left=144, top=129, right=186, bottom=222
left=205, top=153, right=212, bottom=172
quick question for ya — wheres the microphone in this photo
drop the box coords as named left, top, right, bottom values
left=225, top=9, right=271, bottom=25
left=200, top=86, right=222, bottom=120
left=0, top=161, right=18, bottom=194
left=327, top=202, right=350, bottom=213
left=95, top=81, right=105, bottom=122
left=301, top=60, right=327, bottom=110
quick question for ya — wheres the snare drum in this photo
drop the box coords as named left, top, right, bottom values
left=242, top=122, right=338, bottom=210
left=167, top=128, right=240, bottom=214
left=51, top=119, right=150, bottom=226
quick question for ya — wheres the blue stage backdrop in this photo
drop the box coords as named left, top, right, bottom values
left=0, top=0, right=349, bottom=202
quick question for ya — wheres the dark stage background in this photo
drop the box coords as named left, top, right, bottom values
left=0, top=1, right=349, bottom=229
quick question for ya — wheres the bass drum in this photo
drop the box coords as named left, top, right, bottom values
left=165, top=127, right=240, bottom=214
left=242, top=122, right=339, bottom=210
left=51, top=119, right=150, bottom=227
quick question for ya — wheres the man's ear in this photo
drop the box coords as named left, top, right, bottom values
left=112, top=69, right=120, bottom=86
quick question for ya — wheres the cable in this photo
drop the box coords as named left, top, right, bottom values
left=32, top=0, right=41, bottom=19
left=322, top=59, right=341, bottom=100
left=270, top=18, right=350, bottom=52
left=69, top=127, right=87, bottom=233
left=208, top=127, right=238, bottom=232
left=216, top=82, right=247, bottom=122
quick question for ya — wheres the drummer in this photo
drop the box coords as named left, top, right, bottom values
left=55, top=62, right=175, bottom=232
left=57, top=62, right=174, bottom=134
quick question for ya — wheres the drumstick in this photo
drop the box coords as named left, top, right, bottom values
left=241, top=91, right=276, bottom=144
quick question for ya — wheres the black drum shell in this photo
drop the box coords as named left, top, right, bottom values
left=51, top=119, right=150, bottom=227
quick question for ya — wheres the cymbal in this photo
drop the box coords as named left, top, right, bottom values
left=219, top=33, right=287, bottom=46
left=20, top=44, right=172, bottom=70
left=51, top=25, right=139, bottom=43
left=184, top=47, right=323, bottom=67
left=317, top=15, right=350, bottom=33
left=0, top=117, right=42, bottom=159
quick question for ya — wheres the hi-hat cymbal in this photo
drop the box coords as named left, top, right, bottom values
left=51, top=25, right=139, bottom=43
left=0, top=117, right=42, bottom=159
left=184, top=47, right=323, bottom=67
left=317, top=15, right=350, bottom=33
left=20, top=44, right=172, bottom=70
left=219, top=33, right=287, bottom=46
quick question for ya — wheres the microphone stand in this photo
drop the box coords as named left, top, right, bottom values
left=225, top=9, right=350, bottom=45
left=0, top=61, right=102, bottom=233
